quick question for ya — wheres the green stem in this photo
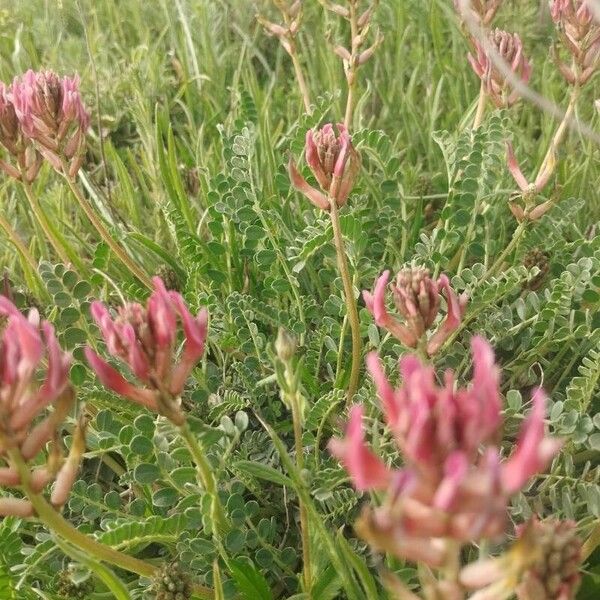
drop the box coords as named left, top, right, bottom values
left=178, top=421, right=229, bottom=534
left=343, top=1, right=359, bottom=128
left=290, top=47, right=312, bottom=114
left=20, top=179, right=73, bottom=267
left=62, top=171, right=152, bottom=289
left=0, top=212, right=48, bottom=299
left=328, top=198, right=361, bottom=402
left=9, top=449, right=157, bottom=580
left=479, top=221, right=528, bottom=283
left=286, top=367, right=312, bottom=594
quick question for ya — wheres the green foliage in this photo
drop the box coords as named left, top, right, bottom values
left=0, top=0, right=599, bottom=598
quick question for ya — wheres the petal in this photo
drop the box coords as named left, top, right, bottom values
left=470, top=336, right=502, bottom=439
left=502, top=389, right=562, bottom=493
left=148, top=277, right=177, bottom=348
left=288, top=157, right=330, bottom=210
left=84, top=347, right=158, bottom=411
left=427, top=275, right=465, bottom=356
left=328, top=405, right=391, bottom=491
left=169, top=293, right=208, bottom=363
left=506, top=142, right=530, bottom=192
left=433, top=451, right=468, bottom=510
left=366, top=351, right=400, bottom=426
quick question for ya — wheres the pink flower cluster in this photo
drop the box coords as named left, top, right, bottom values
left=549, top=0, right=600, bottom=86
left=363, top=267, right=467, bottom=356
left=0, top=296, right=78, bottom=515
left=0, top=70, right=89, bottom=181
left=85, top=277, right=208, bottom=426
left=468, top=29, right=532, bottom=108
left=289, top=123, right=360, bottom=211
left=329, top=337, right=561, bottom=566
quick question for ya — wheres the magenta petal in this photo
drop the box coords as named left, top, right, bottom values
left=333, top=124, right=351, bottom=178
left=149, top=277, right=177, bottom=348
left=288, top=158, right=330, bottom=210
left=502, top=389, right=562, bottom=493
left=170, top=293, right=208, bottom=363
left=366, top=351, right=401, bottom=427
left=470, top=336, right=501, bottom=438
left=84, top=347, right=158, bottom=411
left=363, top=271, right=393, bottom=330
left=506, top=142, right=530, bottom=192
left=329, top=405, right=391, bottom=491
left=427, top=274, right=465, bottom=356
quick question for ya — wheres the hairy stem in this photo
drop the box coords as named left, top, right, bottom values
left=290, top=49, right=312, bottom=114
left=62, top=171, right=152, bottom=288
left=328, top=198, right=361, bottom=402
left=9, top=449, right=157, bottom=580
left=20, top=179, right=73, bottom=267
left=343, top=2, right=359, bottom=128
left=178, top=421, right=229, bottom=535
left=0, top=212, right=47, bottom=298
left=480, top=221, right=528, bottom=282
left=286, top=365, right=312, bottom=594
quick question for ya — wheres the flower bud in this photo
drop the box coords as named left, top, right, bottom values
left=289, top=123, right=360, bottom=210
left=275, top=327, right=297, bottom=363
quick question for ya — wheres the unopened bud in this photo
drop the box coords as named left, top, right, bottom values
left=275, top=328, right=297, bottom=362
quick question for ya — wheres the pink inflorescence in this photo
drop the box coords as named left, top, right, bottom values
left=329, top=337, right=562, bottom=566
left=85, top=277, right=208, bottom=426
left=0, top=296, right=77, bottom=515
left=363, top=267, right=467, bottom=356
left=0, top=69, right=89, bottom=181
left=549, top=0, right=600, bottom=86
left=468, top=29, right=532, bottom=108
left=288, top=123, right=360, bottom=211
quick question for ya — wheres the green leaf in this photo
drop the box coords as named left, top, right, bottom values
left=229, top=558, right=274, bottom=600
left=233, top=460, right=293, bottom=487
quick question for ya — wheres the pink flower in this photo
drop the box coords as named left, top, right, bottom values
left=9, top=70, right=89, bottom=176
left=0, top=296, right=73, bottom=496
left=363, top=267, right=467, bottom=355
left=289, top=123, right=360, bottom=210
left=549, top=1, right=600, bottom=85
left=85, top=277, right=208, bottom=425
left=0, top=81, right=41, bottom=182
left=468, top=29, right=532, bottom=108
left=329, top=337, right=561, bottom=564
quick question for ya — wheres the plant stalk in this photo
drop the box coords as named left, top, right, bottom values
left=61, top=170, right=152, bottom=288
left=290, top=50, right=312, bottom=114
left=328, top=197, right=361, bottom=402
left=343, top=1, right=359, bottom=128
left=9, top=449, right=157, bottom=580
left=285, top=364, right=312, bottom=594
left=20, top=179, right=73, bottom=267
left=178, top=421, right=229, bottom=535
